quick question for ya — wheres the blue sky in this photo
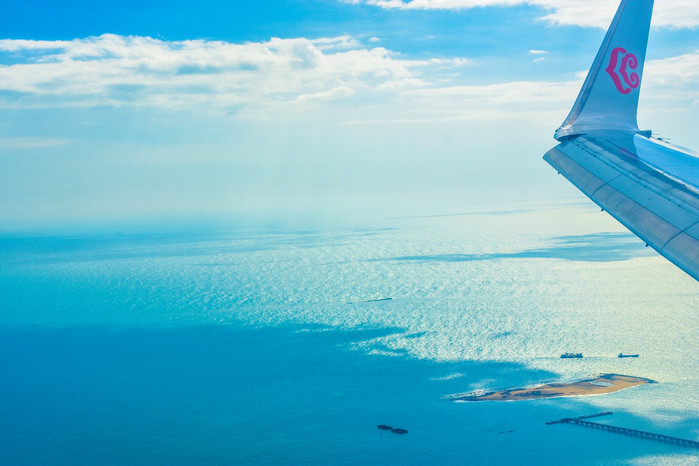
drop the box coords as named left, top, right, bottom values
left=1, top=0, right=698, bottom=230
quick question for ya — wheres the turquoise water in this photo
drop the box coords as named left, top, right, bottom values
left=1, top=203, right=697, bottom=464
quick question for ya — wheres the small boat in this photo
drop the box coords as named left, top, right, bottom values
left=561, top=353, right=583, bottom=359
left=618, top=353, right=639, bottom=358
left=391, top=428, right=408, bottom=434
left=377, top=424, right=392, bottom=431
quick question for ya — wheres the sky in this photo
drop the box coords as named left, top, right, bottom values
left=0, top=0, right=698, bottom=230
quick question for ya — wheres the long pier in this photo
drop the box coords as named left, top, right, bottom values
left=545, top=412, right=612, bottom=425
left=547, top=413, right=699, bottom=449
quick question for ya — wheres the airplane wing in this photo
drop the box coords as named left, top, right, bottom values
left=543, top=0, right=699, bottom=281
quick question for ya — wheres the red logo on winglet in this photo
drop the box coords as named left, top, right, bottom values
left=606, top=47, right=640, bottom=94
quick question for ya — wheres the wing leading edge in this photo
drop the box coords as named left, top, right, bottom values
left=544, top=0, right=699, bottom=281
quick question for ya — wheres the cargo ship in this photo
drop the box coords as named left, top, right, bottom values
left=561, top=352, right=583, bottom=359
left=618, top=353, right=639, bottom=358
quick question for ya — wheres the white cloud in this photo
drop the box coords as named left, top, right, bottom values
left=0, top=34, right=438, bottom=112
left=429, top=57, right=470, bottom=66
left=642, top=50, right=699, bottom=108
left=343, top=0, right=699, bottom=29
left=0, top=39, right=73, bottom=51
left=535, top=0, right=699, bottom=29
left=295, top=85, right=356, bottom=102
left=0, top=35, right=696, bottom=125
left=530, top=50, right=548, bottom=62
left=397, top=80, right=581, bottom=122
left=645, top=50, right=699, bottom=86
left=407, top=80, right=575, bottom=103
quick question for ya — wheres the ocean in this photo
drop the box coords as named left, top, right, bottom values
left=1, top=201, right=697, bottom=465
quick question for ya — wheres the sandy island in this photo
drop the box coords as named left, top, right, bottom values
left=450, top=374, right=655, bottom=402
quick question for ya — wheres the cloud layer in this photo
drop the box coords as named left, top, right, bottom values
left=343, top=0, right=699, bottom=29
left=1, top=34, right=696, bottom=123
left=0, top=34, right=451, bottom=114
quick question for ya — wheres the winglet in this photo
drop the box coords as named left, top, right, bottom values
left=555, top=0, right=654, bottom=141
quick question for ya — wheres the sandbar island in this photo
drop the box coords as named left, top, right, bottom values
left=450, top=374, right=655, bottom=402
